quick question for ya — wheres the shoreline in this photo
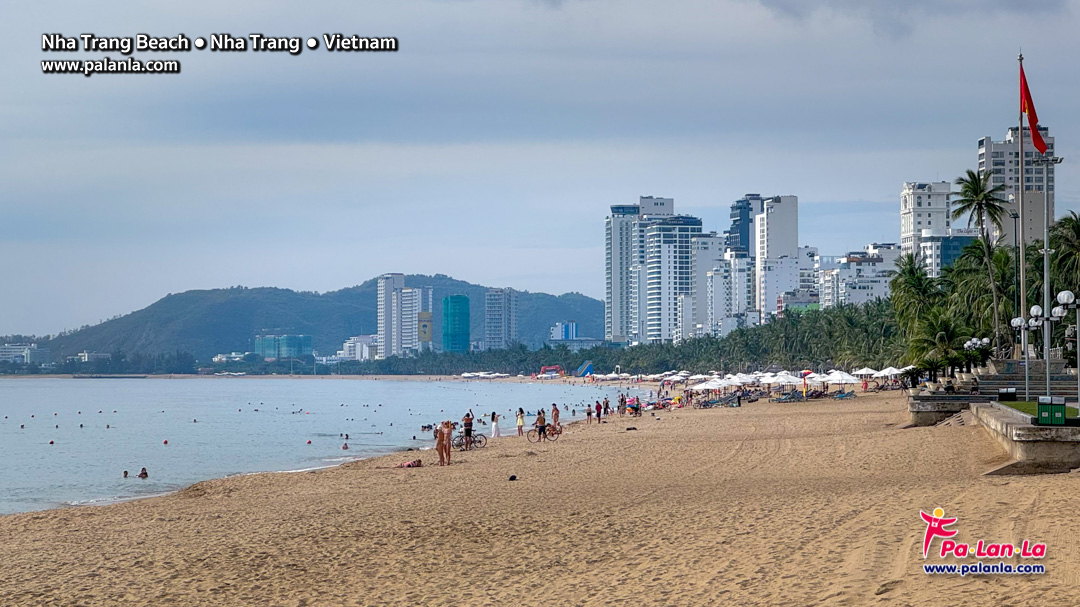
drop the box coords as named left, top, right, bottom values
left=7, top=391, right=1054, bottom=605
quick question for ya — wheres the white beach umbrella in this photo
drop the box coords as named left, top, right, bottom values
left=852, top=367, right=878, bottom=377
left=827, top=371, right=859, bottom=385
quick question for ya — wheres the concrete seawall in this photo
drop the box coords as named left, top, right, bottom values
left=972, top=402, right=1080, bottom=474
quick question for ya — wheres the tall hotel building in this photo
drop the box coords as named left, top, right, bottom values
left=375, top=273, right=432, bottom=359
left=979, top=126, right=1055, bottom=245
left=900, top=182, right=952, bottom=257
left=605, top=196, right=673, bottom=342
left=484, top=288, right=518, bottom=350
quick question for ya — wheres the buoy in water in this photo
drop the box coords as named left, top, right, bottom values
left=307, top=440, right=311, bottom=444
left=163, top=440, right=168, bottom=445
left=49, top=440, right=54, bottom=445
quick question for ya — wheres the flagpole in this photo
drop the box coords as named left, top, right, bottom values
left=1018, top=53, right=1028, bottom=367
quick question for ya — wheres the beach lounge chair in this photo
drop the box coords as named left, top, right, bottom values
left=833, top=391, right=857, bottom=400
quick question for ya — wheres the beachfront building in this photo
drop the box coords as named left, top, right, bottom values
left=484, top=288, right=518, bottom=350
left=918, top=228, right=979, bottom=277
left=605, top=196, right=674, bottom=343
left=0, top=343, right=50, bottom=364
left=375, top=273, right=432, bottom=359
left=980, top=126, right=1055, bottom=246
left=255, top=335, right=313, bottom=361
left=753, top=195, right=799, bottom=313
left=900, top=182, right=952, bottom=257
left=757, top=257, right=800, bottom=319
left=689, top=232, right=726, bottom=339
left=644, top=215, right=703, bottom=343
left=336, top=335, right=376, bottom=361
left=778, top=290, right=819, bottom=316
left=550, top=321, right=577, bottom=341
left=723, top=193, right=766, bottom=257
left=442, top=295, right=470, bottom=353
left=798, top=246, right=819, bottom=293
left=817, top=244, right=898, bottom=308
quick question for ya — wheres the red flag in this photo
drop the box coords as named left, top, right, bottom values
left=1020, top=65, right=1048, bottom=154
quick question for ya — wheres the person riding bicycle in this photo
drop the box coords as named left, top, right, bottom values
left=534, top=409, right=547, bottom=442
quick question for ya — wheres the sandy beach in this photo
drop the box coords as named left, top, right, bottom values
left=2, top=391, right=1077, bottom=606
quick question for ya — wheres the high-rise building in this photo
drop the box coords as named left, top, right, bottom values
left=376, top=273, right=432, bottom=359
left=753, top=195, right=799, bottom=315
left=376, top=273, right=404, bottom=359
left=442, top=295, right=471, bottom=354
left=724, top=194, right=766, bottom=257
left=900, top=182, right=952, bottom=258
left=644, top=215, right=702, bottom=343
left=485, top=288, right=518, bottom=350
left=605, top=196, right=674, bottom=342
left=689, top=233, right=726, bottom=339
left=980, top=126, right=1056, bottom=245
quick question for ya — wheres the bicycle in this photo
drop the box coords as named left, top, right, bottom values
left=451, top=432, right=487, bottom=451
left=526, top=425, right=562, bottom=443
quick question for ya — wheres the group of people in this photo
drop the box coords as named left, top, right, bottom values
left=122, top=468, right=149, bottom=479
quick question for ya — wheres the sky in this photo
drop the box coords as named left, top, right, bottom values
left=2, top=0, right=1079, bottom=336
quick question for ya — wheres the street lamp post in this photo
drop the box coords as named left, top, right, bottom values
left=1058, top=290, right=1079, bottom=403
left=1033, top=153, right=1065, bottom=397
left=1010, top=210, right=1020, bottom=327
left=1012, top=316, right=1033, bottom=400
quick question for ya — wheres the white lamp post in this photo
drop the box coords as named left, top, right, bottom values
left=1058, top=290, right=1078, bottom=406
left=1012, top=316, right=1031, bottom=400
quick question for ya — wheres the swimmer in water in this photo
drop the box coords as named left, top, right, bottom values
left=137, top=468, right=148, bottom=479
left=342, top=443, right=349, bottom=450
left=123, top=470, right=129, bottom=478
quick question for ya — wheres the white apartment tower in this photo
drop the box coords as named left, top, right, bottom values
left=375, top=273, right=431, bottom=359
left=375, top=273, right=404, bottom=359
left=689, top=233, right=726, bottom=339
left=753, top=195, right=799, bottom=316
left=484, top=288, right=518, bottom=350
left=644, top=215, right=702, bottom=343
left=979, top=126, right=1056, bottom=246
left=605, top=196, right=674, bottom=342
left=900, top=182, right=952, bottom=258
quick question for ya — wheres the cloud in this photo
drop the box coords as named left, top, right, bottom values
left=755, top=0, right=1070, bottom=35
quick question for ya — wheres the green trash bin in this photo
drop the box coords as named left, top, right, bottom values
left=1051, top=404, right=1067, bottom=426
left=1038, top=404, right=1053, bottom=425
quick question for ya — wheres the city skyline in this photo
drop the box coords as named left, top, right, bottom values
left=4, top=0, right=1079, bottom=336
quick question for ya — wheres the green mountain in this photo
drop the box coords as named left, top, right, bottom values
left=38, top=275, right=603, bottom=361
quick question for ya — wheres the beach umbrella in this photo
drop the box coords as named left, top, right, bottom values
left=852, top=367, right=878, bottom=377
left=826, top=371, right=859, bottom=385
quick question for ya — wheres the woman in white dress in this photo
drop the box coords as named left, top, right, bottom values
left=490, top=411, right=501, bottom=438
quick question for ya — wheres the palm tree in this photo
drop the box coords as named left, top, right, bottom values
left=952, top=169, right=1009, bottom=354
left=890, top=253, right=941, bottom=338
left=1051, top=211, right=1080, bottom=292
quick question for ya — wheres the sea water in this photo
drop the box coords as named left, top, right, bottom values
left=0, top=378, right=632, bottom=515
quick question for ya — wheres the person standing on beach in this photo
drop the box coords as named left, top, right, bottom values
left=534, top=409, right=547, bottom=442
left=462, top=410, right=475, bottom=450
left=516, top=408, right=525, bottom=436
left=595, top=401, right=602, bottom=422
left=439, top=420, right=454, bottom=465
left=585, top=405, right=593, bottom=424
left=490, top=411, right=501, bottom=438
left=551, top=404, right=560, bottom=430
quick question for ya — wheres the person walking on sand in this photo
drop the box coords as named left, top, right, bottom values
left=534, top=409, right=547, bottom=442
left=462, top=410, right=475, bottom=451
left=490, top=411, right=501, bottom=438
left=550, top=404, right=560, bottom=430
left=516, top=408, right=525, bottom=436
left=603, top=397, right=611, bottom=417
left=585, top=405, right=593, bottom=424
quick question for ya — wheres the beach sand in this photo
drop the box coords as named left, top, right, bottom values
left=1, top=391, right=1078, bottom=606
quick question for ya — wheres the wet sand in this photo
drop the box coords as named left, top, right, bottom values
left=1, top=391, right=1077, bottom=606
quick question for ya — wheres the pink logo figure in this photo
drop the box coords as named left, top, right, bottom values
left=920, top=508, right=958, bottom=558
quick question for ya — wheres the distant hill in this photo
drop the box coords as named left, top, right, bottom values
left=37, top=275, right=604, bottom=361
